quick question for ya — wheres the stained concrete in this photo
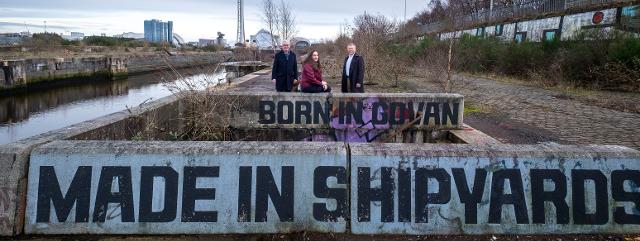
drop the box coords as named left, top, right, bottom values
left=0, top=52, right=232, bottom=90
left=0, top=94, right=179, bottom=236
left=212, top=92, right=465, bottom=130
left=0, top=72, right=266, bottom=236
left=19, top=141, right=640, bottom=235
left=26, top=140, right=348, bottom=234
left=349, top=142, right=640, bottom=234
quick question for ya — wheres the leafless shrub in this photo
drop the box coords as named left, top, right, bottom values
left=233, top=47, right=258, bottom=61
left=313, top=34, right=352, bottom=80
left=589, top=57, right=640, bottom=92
left=162, top=63, right=232, bottom=140
left=351, top=13, right=399, bottom=84
left=421, top=43, right=453, bottom=92
left=120, top=58, right=242, bottom=141
left=527, top=50, right=566, bottom=87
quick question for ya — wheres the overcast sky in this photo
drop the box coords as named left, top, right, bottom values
left=0, top=0, right=428, bottom=42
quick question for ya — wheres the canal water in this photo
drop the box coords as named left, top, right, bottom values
left=0, top=67, right=232, bottom=145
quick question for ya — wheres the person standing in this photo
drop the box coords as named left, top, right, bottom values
left=272, top=40, right=299, bottom=92
left=341, top=43, right=365, bottom=93
left=300, top=50, right=331, bottom=93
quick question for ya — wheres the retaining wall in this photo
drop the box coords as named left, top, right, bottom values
left=127, top=52, right=232, bottom=74
left=0, top=52, right=232, bottom=90
left=20, top=141, right=640, bottom=235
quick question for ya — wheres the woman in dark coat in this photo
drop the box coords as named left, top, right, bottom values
left=300, top=50, right=331, bottom=93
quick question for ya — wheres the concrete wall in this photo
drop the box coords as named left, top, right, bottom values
left=212, top=92, right=464, bottom=131
left=0, top=72, right=264, bottom=236
left=20, top=57, right=127, bottom=84
left=438, top=6, right=635, bottom=42
left=0, top=52, right=232, bottom=90
left=0, top=94, right=183, bottom=236
left=71, top=92, right=464, bottom=143
left=517, top=17, right=563, bottom=41
left=25, top=141, right=348, bottom=234
left=562, top=8, right=618, bottom=40
left=20, top=141, right=640, bottom=235
left=349, top=143, right=640, bottom=234
left=127, top=52, right=232, bottom=74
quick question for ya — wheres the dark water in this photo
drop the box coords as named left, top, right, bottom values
left=0, top=68, right=229, bottom=145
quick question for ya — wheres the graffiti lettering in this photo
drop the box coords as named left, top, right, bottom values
left=355, top=167, right=640, bottom=225
left=27, top=159, right=640, bottom=234
left=258, top=100, right=460, bottom=127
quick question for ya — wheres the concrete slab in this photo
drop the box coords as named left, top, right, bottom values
left=209, top=92, right=465, bottom=131
left=25, top=141, right=348, bottom=234
left=0, top=94, right=181, bottom=236
left=449, top=124, right=502, bottom=144
left=349, top=143, right=640, bottom=235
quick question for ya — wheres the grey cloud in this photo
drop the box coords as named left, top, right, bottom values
left=0, top=21, right=69, bottom=29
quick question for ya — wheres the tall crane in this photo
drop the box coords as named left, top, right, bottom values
left=236, top=0, right=245, bottom=45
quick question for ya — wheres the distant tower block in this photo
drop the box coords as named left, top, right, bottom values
left=236, top=0, right=245, bottom=45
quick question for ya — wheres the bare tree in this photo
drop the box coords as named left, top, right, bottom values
left=351, top=13, right=399, bottom=84
left=276, top=0, right=298, bottom=41
left=261, top=0, right=278, bottom=52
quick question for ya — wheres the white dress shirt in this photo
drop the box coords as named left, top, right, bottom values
left=345, top=54, right=354, bottom=77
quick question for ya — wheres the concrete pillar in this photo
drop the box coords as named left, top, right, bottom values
left=107, top=57, right=128, bottom=77
left=415, top=130, right=424, bottom=144
left=1, top=60, right=26, bottom=87
left=395, top=132, right=404, bottom=143
left=0, top=67, right=5, bottom=86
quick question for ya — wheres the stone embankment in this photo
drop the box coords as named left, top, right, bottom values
left=0, top=52, right=232, bottom=91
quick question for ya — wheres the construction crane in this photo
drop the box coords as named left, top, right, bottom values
left=236, top=0, right=245, bottom=46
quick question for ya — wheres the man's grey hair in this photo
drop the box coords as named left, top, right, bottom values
left=282, top=40, right=291, bottom=45
left=347, top=43, right=356, bottom=48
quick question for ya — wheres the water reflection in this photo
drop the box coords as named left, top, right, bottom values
left=0, top=68, right=228, bottom=145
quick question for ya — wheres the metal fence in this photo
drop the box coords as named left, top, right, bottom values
left=421, top=0, right=636, bottom=34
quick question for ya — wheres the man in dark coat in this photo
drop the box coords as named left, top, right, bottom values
left=341, top=43, right=365, bottom=93
left=271, top=40, right=299, bottom=92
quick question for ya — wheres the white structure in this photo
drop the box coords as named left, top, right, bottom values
left=115, top=32, right=144, bottom=39
left=172, top=33, right=186, bottom=47
left=236, top=0, right=245, bottom=44
left=291, top=37, right=311, bottom=50
left=61, top=32, right=84, bottom=41
left=249, top=29, right=281, bottom=50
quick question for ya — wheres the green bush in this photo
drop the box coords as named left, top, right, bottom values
left=456, top=34, right=504, bottom=73
left=405, top=34, right=639, bottom=91
left=82, top=36, right=146, bottom=48
left=608, top=36, right=640, bottom=63
left=409, top=37, right=436, bottom=60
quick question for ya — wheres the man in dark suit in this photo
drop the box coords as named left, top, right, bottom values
left=341, top=43, right=365, bottom=93
left=271, top=40, right=299, bottom=92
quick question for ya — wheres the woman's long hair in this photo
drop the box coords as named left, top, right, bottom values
left=303, top=50, right=322, bottom=70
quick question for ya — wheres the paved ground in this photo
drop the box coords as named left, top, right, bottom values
left=243, top=72, right=640, bottom=149
left=333, top=74, right=640, bottom=150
